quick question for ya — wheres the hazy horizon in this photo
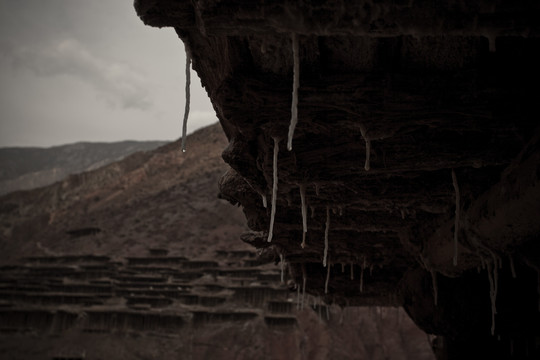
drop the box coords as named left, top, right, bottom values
left=0, top=121, right=220, bottom=150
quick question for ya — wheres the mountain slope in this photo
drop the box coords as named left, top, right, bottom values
left=0, top=122, right=435, bottom=359
left=0, top=140, right=168, bottom=195
left=0, top=123, right=247, bottom=262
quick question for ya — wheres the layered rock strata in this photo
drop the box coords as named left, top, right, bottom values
left=135, top=1, right=540, bottom=357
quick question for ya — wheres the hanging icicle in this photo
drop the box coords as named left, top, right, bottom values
left=325, top=262, right=331, bottom=294
left=451, top=169, right=460, bottom=266
left=280, top=253, right=285, bottom=284
left=509, top=255, right=517, bottom=279
left=323, top=206, right=330, bottom=267
left=360, top=257, right=365, bottom=293
left=287, top=33, right=300, bottom=151
left=536, top=268, right=540, bottom=312
left=487, top=256, right=499, bottom=336
left=267, top=138, right=280, bottom=242
left=359, top=125, right=371, bottom=171
left=181, top=47, right=192, bottom=153
left=430, top=269, right=438, bottom=306
left=300, top=184, right=308, bottom=248
left=302, top=263, right=307, bottom=310
left=297, top=286, right=301, bottom=310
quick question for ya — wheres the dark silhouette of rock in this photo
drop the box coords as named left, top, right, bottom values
left=135, top=1, right=540, bottom=358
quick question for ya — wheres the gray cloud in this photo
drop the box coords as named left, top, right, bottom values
left=0, top=1, right=218, bottom=147
left=3, top=38, right=151, bottom=110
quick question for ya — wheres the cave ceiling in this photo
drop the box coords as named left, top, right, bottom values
left=135, top=0, right=540, bottom=309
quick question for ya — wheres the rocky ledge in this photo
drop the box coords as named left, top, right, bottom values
left=135, top=1, right=540, bottom=358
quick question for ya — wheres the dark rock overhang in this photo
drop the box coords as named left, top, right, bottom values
left=135, top=0, right=540, bottom=353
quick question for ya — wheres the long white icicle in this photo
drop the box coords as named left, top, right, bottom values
left=451, top=169, right=460, bottom=266
left=280, top=253, right=285, bottom=284
left=509, top=255, right=517, bottom=279
left=267, top=138, right=280, bottom=242
left=360, top=257, right=366, bottom=293
left=323, top=206, right=330, bottom=267
left=325, top=262, right=331, bottom=294
left=359, top=125, right=371, bottom=171
left=487, top=259, right=498, bottom=335
left=302, top=264, right=307, bottom=310
left=300, top=184, right=307, bottom=248
left=430, top=269, right=438, bottom=306
left=287, top=33, right=300, bottom=151
left=181, top=49, right=191, bottom=153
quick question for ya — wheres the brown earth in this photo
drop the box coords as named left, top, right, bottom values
left=0, top=123, right=248, bottom=263
left=0, top=124, right=435, bottom=359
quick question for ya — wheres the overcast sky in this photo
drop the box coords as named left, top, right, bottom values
left=0, top=0, right=217, bottom=148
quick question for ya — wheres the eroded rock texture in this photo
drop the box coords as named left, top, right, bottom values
left=135, top=1, right=540, bottom=357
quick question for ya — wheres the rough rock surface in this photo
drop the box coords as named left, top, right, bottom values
left=135, top=1, right=540, bottom=358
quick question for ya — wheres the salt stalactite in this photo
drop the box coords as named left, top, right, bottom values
left=297, top=286, right=301, bottom=310
left=510, top=340, right=514, bottom=357
left=302, top=264, right=307, bottom=310
left=359, top=125, right=371, bottom=171
left=509, top=255, right=517, bottom=279
left=326, top=304, right=330, bottom=321
left=261, top=194, right=267, bottom=208
left=280, top=253, right=285, bottom=284
left=536, top=268, right=540, bottom=312
left=315, top=183, right=320, bottom=197
left=480, top=255, right=486, bottom=270
left=487, top=258, right=499, bottom=336
left=325, top=262, right=331, bottom=294
left=287, top=33, right=300, bottom=151
left=350, top=263, right=354, bottom=280
left=430, top=269, right=438, bottom=306
left=310, top=206, right=316, bottom=219
left=323, top=207, right=330, bottom=267
left=341, top=263, right=345, bottom=273
left=181, top=49, right=192, bottom=153
left=300, top=184, right=308, bottom=248
left=267, top=138, right=280, bottom=242
left=451, top=169, right=460, bottom=266
left=360, top=257, right=366, bottom=293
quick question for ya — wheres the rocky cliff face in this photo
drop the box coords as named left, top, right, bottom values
left=136, top=1, right=540, bottom=358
